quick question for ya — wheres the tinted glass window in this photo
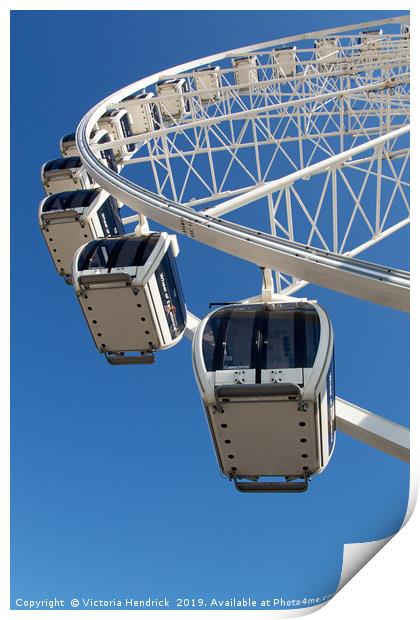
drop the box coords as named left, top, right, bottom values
left=222, top=310, right=256, bottom=370
left=100, top=147, right=118, bottom=172
left=202, top=315, right=222, bottom=371
left=44, top=157, right=81, bottom=172
left=65, top=157, right=82, bottom=169
left=155, top=248, right=186, bottom=339
left=265, top=310, right=297, bottom=369
left=202, top=306, right=257, bottom=372
left=42, top=193, right=68, bottom=212
left=327, top=353, right=336, bottom=454
left=111, top=234, right=159, bottom=268
left=112, top=238, right=144, bottom=267
left=151, top=103, right=160, bottom=129
left=78, top=242, right=111, bottom=270
left=181, top=81, right=190, bottom=112
left=44, top=159, right=57, bottom=172
left=166, top=249, right=186, bottom=321
left=264, top=306, right=320, bottom=369
left=120, top=112, right=132, bottom=136
left=42, top=189, right=100, bottom=212
left=69, top=189, right=99, bottom=209
left=302, top=306, right=320, bottom=367
left=78, top=234, right=160, bottom=271
left=120, top=113, right=135, bottom=152
left=62, top=133, right=76, bottom=143
left=97, top=135, right=118, bottom=172
left=97, top=197, right=124, bottom=236
left=201, top=303, right=320, bottom=372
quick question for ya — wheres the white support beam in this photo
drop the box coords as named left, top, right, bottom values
left=121, top=215, right=139, bottom=225
left=123, top=129, right=409, bottom=166
left=185, top=311, right=200, bottom=340
left=336, top=398, right=409, bottom=463
left=203, top=126, right=409, bottom=218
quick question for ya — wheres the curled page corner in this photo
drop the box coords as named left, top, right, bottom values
left=336, top=535, right=393, bottom=592
left=402, top=477, right=418, bottom=527
left=336, top=480, right=417, bottom=594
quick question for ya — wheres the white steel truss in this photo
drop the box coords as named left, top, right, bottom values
left=85, top=17, right=409, bottom=301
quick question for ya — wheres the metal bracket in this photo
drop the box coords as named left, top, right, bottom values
left=336, top=398, right=409, bottom=463
left=105, top=351, right=155, bottom=365
left=261, top=267, right=274, bottom=302
left=79, top=272, right=132, bottom=287
left=233, top=474, right=309, bottom=493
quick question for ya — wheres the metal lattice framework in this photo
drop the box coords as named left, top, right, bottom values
left=76, top=15, right=410, bottom=461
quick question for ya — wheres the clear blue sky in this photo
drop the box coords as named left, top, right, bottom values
left=11, top=10, right=409, bottom=610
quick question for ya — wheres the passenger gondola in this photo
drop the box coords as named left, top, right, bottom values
left=156, top=78, right=190, bottom=120
left=42, top=132, right=117, bottom=195
left=41, top=156, right=95, bottom=195
left=272, top=46, right=297, bottom=78
left=122, top=92, right=160, bottom=134
left=194, top=66, right=221, bottom=102
left=72, top=232, right=187, bottom=364
left=402, top=23, right=410, bottom=37
left=60, top=133, right=78, bottom=158
left=357, top=29, right=383, bottom=61
left=314, top=38, right=339, bottom=68
left=39, top=189, right=125, bottom=279
left=192, top=301, right=335, bottom=492
left=59, top=129, right=119, bottom=170
left=232, top=56, right=260, bottom=90
left=97, top=108, right=135, bottom=158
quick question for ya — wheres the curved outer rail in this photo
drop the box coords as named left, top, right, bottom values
left=76, top=16, right=410, bottom=313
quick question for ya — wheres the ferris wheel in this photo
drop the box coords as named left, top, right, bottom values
left=39, top=14, right=410, bottom=492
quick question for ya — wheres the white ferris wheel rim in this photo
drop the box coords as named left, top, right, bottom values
left=75, top=13, right=410, bottom=313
